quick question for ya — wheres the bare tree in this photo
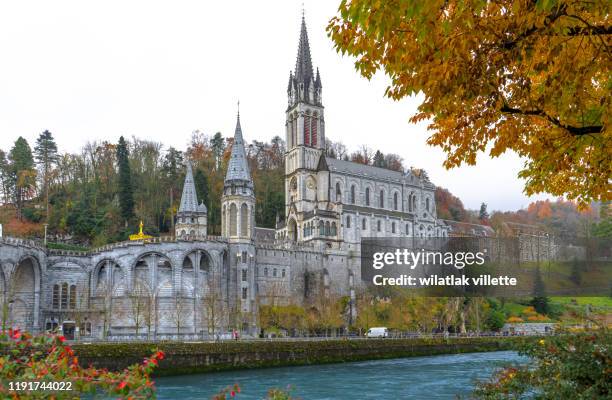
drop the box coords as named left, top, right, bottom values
left=200, top=273, right=226, bottom=338
left=170, top=292, right=190, bottom=336
left=128, top=279, right=152, bottom=337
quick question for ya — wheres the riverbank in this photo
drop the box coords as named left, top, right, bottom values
left=73, top=337, right=528, bottom=376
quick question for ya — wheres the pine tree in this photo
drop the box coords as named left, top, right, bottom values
left=0, top=150, right=11, bottom=205
left=9, top=137, right=36, bottom=220
left=210, top=132, right=225, bottom=171
left=34, top=130, right=59, bottom=221
left=193, top=168, right=209, bottom=210
left=531, top=267, right=549, bottom=315
left=479, top=202, right=489, bottom=222
left=373, top=150, right=385, bottom=168
left=116, top=136, right=134, bottom=226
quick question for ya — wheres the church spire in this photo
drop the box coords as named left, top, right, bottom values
left=178, top=161, right=199, bottom=213
left=294, top=14, right=314, bottom=86
left=224, top=106, right=252, bottom=185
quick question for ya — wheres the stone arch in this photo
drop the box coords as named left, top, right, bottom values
left=229, top=203, right=238, bottom=236
left=130, top=252, right=173, bottom=295
left=287, top=218, right=298, bottom=242
left=9, top=255, right=40, bottom=330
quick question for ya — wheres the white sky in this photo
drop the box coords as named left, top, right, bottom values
left=0, top=0, right=553, bottom=212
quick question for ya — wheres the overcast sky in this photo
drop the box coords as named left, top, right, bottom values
left=0, top=0, right=553, bottom=212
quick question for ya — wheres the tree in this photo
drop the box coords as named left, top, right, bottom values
left=531, top=267, right=550, bottom=315
left=479, top=203, right=489, bottom=222
left=328, top=1, right=611, bottom=207
left=210, top=132, right=225, bottom=170
left=486, top=310, right=506, bottom=332
left=116, top=136, right=134, bottom=226
left=8, top=137, right=36, bottom=220
left=0, top=150, right=11, bottom=205
left=194, top=168, right=210, bottom=210
left=372, top=150, right=385, bottom=168
left=34, top=130, right=59, bottom=220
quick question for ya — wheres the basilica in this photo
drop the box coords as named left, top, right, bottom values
left=0, top=16, right=448, bottom=339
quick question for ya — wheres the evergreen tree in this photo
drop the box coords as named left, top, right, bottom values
left=116, top=136, right=134, bottom=226
left=9, top=137, right=36, bottom=220
left=210, top=132, right=225, bottom=170
left=0, top=150, right=11, bottom=205
left=531, top=267, right=549, bottom=315
left=193, top=168, right=209, bottom=209
left=479, top=202, right=489, bottom=222
left=34, top=130, right=59, bottom=221
left=372, top=150, right=385, bottom=168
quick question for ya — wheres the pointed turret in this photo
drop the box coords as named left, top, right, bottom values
left=224, top=111, right=253, bottom=186
left=287, top=14, right=322, bottom=107
left=294, top=15, right=314, bottom=86
left=175, top=162, right=207, bottom=238
left=179, top=162, right=199, bottom=213
left=222, top=104, right=255, bottom=241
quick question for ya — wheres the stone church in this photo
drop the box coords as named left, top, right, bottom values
left=0, top=16, right=448, bottom=339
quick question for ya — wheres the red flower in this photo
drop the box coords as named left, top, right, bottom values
left=156, top=350, right=165, bottom=360
left=11, top=328, right=21, bottom=340
left=230, top=390, right=236, bottom=397
left=117, top=381, right=127, bottom=390
left=151, top=358, right=158, bottom=366
left=58, top=336, right=66, bottom=343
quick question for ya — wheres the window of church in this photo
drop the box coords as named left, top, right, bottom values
left=362, top=218, right=367, bottom=230
left=230, top=203, right=237, bottom=236
left=365, top=187, right=370, bottom=206
left=331, top=222, right=337, bottom=236
left=242, top=251, right=247, bottom=263
left=392, top=222, right=396, bottom=234
left=52, top=284, right=59, bottom=309
left=273, top=268, right=277, bottom=277
left=350, top=185, right=356, bottom=204
left=69, top=285, right=76, bottom=309
left=304, top=112, right=311, bottom=145
left=311, top=113, right=318, bottom=146
left=380, top=190, right=384, bottom=208
left=394, top=192, right=399, bottom=210
left=325, top=221, right=330, bottom=236
left=242, top=269, right=247, bottom=282
left=336, top=182, right=342, bottom=202
left=426, top=198, right=430, bottom=212
left=377, top=220, right=381, bottom=232
left=319, top=221, right=324, bottom=235
left=406, top=223, right=410, bottom=235
left=60, top=283, right=68, bottom=309
left=242, top=287, right=248, bottom=300
left=282, top=269, right=286, bottom=278
left=264, top=267, right=268, bottom=276
left=346, top=216, right=351, bottom=228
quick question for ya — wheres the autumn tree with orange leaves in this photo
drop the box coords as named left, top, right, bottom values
left=328, top=0, right=611, bottom=207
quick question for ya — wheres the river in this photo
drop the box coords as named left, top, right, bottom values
left=155, top=350, right=526, bottom=399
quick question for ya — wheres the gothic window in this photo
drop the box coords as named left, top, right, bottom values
left=379, top=190, right=385, bottom=208
left=325, top=221, right=330, bottom=236
left=304, top=112, right=311, bottom=146
left=230, top=203, right=237, bottom=236
left=242, top=287, right=248, bottom=300
left=365, top=187, right=370, bottom=206
left=426, top=198, right=430, bottom=212
left=392, top=222, right=396, bottom=234
left=52, top=284, right=59, bottom=309
left=311, top=112, right=318, bottom=146
left=362, top=218, right=367, bottom=230
left=242, top=251, right=247, bottom=263
left=406, top=223, right=410, bottom=235
left=331, top=222, right=337, bottom=236
left=377, top=220, right=382, bottom=232
left=222, top=205, right=227, bottom=235
left=346, top=215, right=351, bottom=228
left=319, top=220, right=324, bottom=235
left=292, top=112, right=298, bottom=147
left=350, top=185, right=356, bottom=204
left=273, top=268, right=277, bottom=277
left=394, top=192, right=399, bottom=210
left=303, top=224, right=307, bottom=237
left=241, top=203, right=248, bottom=236
left=60, top=283, right=68, bottom=309
left=264, top=267, right=268, bottom=276
left=69, top=285, right=76, bottom=309
left=412, top=195, right=417, bottom=212
left=242, top=269, right=247, bottom=282
left=336, top=183, right=342, bottom=202
left=282, top=269, right=286, bottom=278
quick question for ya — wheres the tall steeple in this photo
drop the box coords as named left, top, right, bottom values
left=287, top=13, right=322, bottom=107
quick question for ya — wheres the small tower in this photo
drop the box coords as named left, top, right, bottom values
left=221, top=108, right=255, bottom=242
left=175, top=162, right=208, bottom=238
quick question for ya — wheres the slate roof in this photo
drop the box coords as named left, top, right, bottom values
left=179, top=162, right=200, bottom=213
left=225, top=112, right=253, bottom=184
left=322, top=157, right=406, bottom=183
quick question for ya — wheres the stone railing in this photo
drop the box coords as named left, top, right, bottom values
left=0, top=236, right=46, bottom=250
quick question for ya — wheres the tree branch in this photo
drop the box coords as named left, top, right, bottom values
left=500, top=105, right=603, bottom=136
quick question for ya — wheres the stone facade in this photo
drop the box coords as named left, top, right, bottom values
left=0, top=16, right=448, bottom=339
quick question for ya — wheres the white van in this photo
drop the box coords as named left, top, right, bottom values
left=366, top=327, right=388, bottom=338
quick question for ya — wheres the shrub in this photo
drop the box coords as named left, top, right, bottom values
left=0, top=330, right=163, bottom=399
left=486, top=310, right=506, bottom=332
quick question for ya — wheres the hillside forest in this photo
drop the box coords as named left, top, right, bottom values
left=0, top=130, right=609, bottom=248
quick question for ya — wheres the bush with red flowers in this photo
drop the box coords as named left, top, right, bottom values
left=0, top=329, right=164, bottom=399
